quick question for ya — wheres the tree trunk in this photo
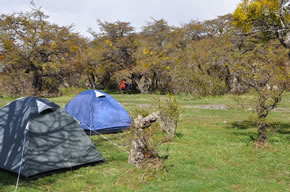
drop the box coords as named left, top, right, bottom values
left=32, top=70, right=43, bottom=94
left=151, top=71, right=159, bottom=92
left=257, top=120, right=267, bottom=144
left=131, top=72, right=151, bottom=93
left=128, top=112, right=160, bottom=168
left=224, top=66, right=231, bottom=93
left=232, top=76, right=243, bottom=94
left=130, top=73, right=142, bottom=93
left=128, top=137, right=148, bottom=168
left=88, top=73, right=97, bottom=89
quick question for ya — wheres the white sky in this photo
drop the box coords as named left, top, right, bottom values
left=0, top=0, right=241, bottom=37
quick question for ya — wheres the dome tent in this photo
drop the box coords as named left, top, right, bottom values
left=0, top=97, right=103, bottom=177
left=64, top=90, right=131, bottom=133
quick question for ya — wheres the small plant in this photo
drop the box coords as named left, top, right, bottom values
left=155, top=94, right=181, bottom=140
left=59, top=86, right=85, bottom=96
left=128, top=111, right=165, bottom=169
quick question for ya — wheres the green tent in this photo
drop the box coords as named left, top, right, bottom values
left=0, top=97, right=103, bottom=177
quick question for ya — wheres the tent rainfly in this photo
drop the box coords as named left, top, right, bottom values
left=0, top=97, right=103, bottom=177
left=64, top=90, right=131, bottom=133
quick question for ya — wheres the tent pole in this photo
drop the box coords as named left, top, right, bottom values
left=15, top=123, right=29, bottom=192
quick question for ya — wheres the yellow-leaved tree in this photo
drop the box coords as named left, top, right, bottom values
left=233, top=0, right=290, bottom=57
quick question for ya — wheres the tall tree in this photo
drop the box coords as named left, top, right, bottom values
left=0, top=7, right=86, bottom=95
left=232, top=0, right=289, bottom=143
left=136, top=19, right=174, bottom=93
left=233, top=0, right=290, bottom=56
left=87, top=20, right=136, bottom=89
left=172, top=16, right=236, bottom=95
left=232, top=42, right=288, bottom=143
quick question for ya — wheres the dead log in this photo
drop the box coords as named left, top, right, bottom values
left=128, top=112, right=160, bottom=168
left=159, top=114, right=177, bottom=139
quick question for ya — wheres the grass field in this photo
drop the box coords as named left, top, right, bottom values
left=0, top=92, right=289, bottom=192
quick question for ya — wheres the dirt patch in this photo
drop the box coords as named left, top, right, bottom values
left=182, top=104, right=228, bottom=110
left=121, top=103, right=151, bottom=108
left=122, top=102, right=290, bottom=112
left=122, top=103, right=228, bottom=110
left=272, top=108, right=290, bottom=113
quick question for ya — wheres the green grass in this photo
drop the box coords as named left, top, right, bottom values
left=0, top=92, right=289, bottom=192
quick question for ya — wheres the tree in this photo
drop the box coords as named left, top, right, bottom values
left=232, top=0, right=289, bottom=143
left=0, top=7, right=86, bottom=96
left=203, top=14, right=235, bottom=37
left=233, top=0, right=290, bottom=57
left=232, top=43, right=288, bottom=143
left=134, top=19, right=175, bottom=93
left=170, top=16, right=237, bottom=95
left=87, top=20, right=136, bottom=89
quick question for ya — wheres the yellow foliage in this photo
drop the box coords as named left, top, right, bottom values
left=97, top=68, right=103, bottom=72
left=3, top=39, right=13, bottom=50
left=143, top=48, right=147, bottom=55
left=105, top=39, right=113, bottom=47
left=163, top=57, right=169, bottom=61
left=69, top=45, right=78, bottom=53
left=50, top=64, right=57, bottom=71
left=41, top=22, right=45, bottom=31
left=144, top=63, right=150, bottom=68
left=233, top=1, right=251, bottom=32
left=50, top=42, right=57, bottom=49
left=21, top=19, right=30, bottom=27
left=88, top=52, right=93, bottom=57
left=174, top=58, right=180, bottom=63
left=285, top=14, right=290, bottom=23
left=233, top=0, right=280, bottom=32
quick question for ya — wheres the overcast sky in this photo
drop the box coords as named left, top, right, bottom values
left=0, top=0, right=241, bottom=37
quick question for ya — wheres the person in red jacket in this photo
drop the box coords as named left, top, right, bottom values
left=120, top=79, right=126, bottom=90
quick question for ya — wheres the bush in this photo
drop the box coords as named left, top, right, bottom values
left=59, top=86, right=86, bottom=96
left=0, top=72, right=34, bottom=97
left=155, top=94, right=181, bottom=139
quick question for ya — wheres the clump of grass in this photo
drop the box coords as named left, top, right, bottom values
left=59, top=86, right=85, bottom=96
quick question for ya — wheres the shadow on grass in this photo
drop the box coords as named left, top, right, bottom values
left=0, top=169, right=18, bottom=189
left=176, top=132, right=183, bottom=138
left=103, top=89, right=140, bottom=95
left=231, top=132, right=257, bottom=141
left=229, top=120, right=256, bottom=130
left=268, top=122, right=290, bottom=135
left=225, top=120, right=290, bottom=145
left=228, top=120, right=290, bottom=135
left=0, top=161, right=104, bottom=192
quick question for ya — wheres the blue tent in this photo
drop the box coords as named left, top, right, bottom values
left=64, top=90, right=131, bottom=133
